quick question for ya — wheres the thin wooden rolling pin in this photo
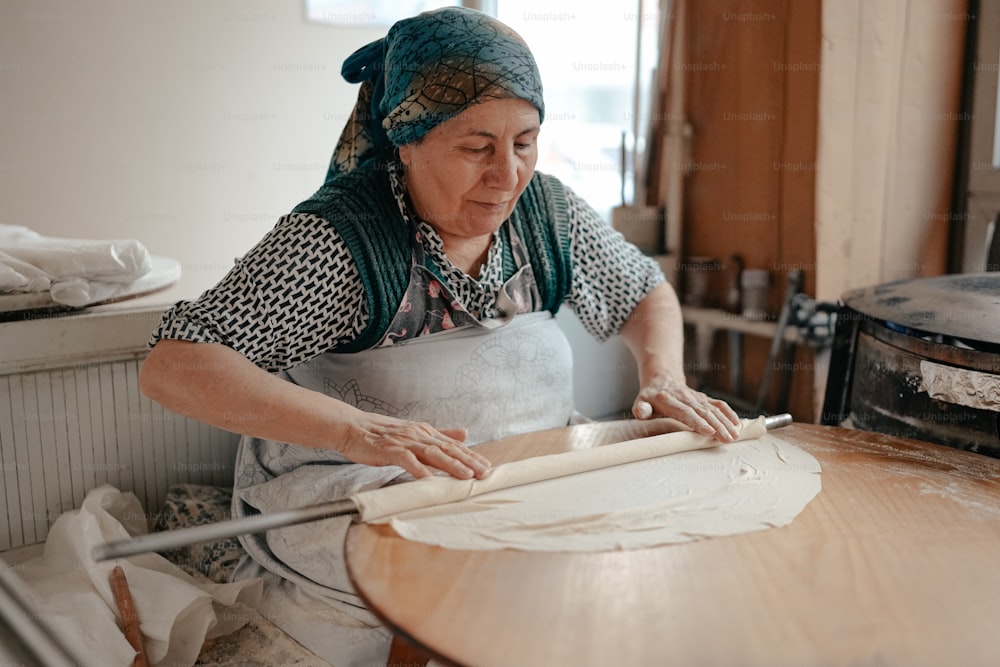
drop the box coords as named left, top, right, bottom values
left=92, top=414, right=792, bottom=562
left=109, top=565, right=151, bottom=667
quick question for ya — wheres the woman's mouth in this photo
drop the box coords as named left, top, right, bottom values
left=473, top=201, right=507, bottom=211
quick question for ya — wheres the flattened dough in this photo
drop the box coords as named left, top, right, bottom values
left=352, top=419, right=822, bottom=552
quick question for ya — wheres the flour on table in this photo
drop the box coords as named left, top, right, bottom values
left=357, top=423, right=822, bottom=552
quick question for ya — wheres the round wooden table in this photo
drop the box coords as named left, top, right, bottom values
left=344, top=420, right=1000, bottom=667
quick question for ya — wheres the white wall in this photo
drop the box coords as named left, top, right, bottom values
left=0, top=0, right=382, bottom=302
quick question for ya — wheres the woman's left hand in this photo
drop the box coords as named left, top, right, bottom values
left=632, top=372, right=742, bottom=442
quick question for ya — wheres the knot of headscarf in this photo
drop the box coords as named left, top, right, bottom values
left=325, top=7, right=545, bottom=182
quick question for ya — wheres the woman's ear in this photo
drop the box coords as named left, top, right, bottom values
left=397, top=143, right=414, bottom=167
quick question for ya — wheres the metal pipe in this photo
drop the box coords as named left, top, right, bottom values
left=764, top=413, right=793, bottom=430
left=92, top=498, right=358, bottom=562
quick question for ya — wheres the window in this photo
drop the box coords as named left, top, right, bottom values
left=498, top=1, right=661, bottom=221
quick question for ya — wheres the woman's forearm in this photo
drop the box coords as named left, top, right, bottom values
left=140, top=339, right=358, bottom=447
left=618, top=281, right=740, bottom=440
left=138, top=339, right=491, bottom=479
left=619, top=281, right=687, bottom=387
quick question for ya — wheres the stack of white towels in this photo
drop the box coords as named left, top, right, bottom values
left=0, top=225, right=153, bottom=307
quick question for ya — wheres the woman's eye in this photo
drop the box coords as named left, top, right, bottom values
left=464, top=146, right=490, bottom=154
left=515, top=142, right=534, bottom=151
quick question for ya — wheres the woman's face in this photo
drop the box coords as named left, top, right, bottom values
left=398, top=98, right=540, bottom=243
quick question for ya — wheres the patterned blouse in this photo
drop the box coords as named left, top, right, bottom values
left=150, top=169, right=664, bottom=373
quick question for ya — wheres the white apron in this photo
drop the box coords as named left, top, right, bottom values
left=231, top=223, right=575, bottom=666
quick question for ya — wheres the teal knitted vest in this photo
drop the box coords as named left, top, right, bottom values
left=292, top=160, right=573, bottom=352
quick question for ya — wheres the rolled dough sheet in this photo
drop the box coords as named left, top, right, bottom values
left=352, top=419, right=822, bottom=552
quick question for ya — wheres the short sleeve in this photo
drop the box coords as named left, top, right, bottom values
left=563, top=187, right=665, bottom=341
left=149, top=213, right=367, bottom=371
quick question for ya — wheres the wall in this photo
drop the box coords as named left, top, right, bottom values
left=682, top=0, right=820, bottom=300
left=655, top=0, right=969, bottom=421
left=815, top=0, right=967, bottom=300
left=0, top=0, right=382, bottom=303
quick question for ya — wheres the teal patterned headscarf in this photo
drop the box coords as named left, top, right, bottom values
left=326, top=7, right=545, bottom=181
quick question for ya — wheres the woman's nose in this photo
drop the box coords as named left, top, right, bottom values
left=484, top=149, right=518, bottom=190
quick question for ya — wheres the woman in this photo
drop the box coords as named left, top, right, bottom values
left=141, top=7, right=739, bottom=665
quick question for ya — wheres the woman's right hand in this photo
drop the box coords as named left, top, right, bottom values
left=338, top=417, right=493, bottom=480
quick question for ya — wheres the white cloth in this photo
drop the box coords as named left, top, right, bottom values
left=0, top=225, right=152, bottom=306
left=13, top=486, right=262, bottom=667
